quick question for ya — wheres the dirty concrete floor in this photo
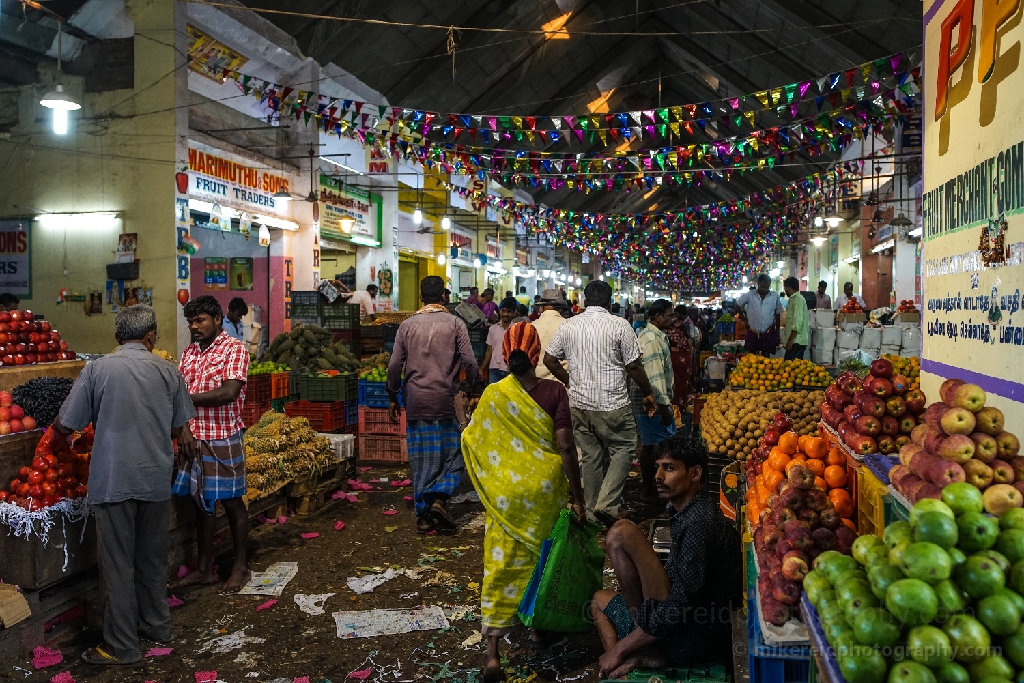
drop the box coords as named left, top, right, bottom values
left=5, top=467, right=678, bottom=683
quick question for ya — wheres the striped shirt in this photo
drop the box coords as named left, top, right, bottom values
left=545, top=306, right=642, bottom=412
left=630, top=324, right=674, bottom=409
left=180, top=332, right=249, bottom=440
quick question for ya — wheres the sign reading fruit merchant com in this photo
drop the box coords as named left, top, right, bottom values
left=924, top=0, right=1024, bottom=426
left=187, top=141, right=294, bottom=218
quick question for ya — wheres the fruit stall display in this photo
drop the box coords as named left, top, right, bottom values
left=358, top=352, right=392, bottom=383
left=820, top=358, right=928, bottom=458
left=258, top=324, right=361, bottom=372
left=0, top=389, right=40, bottom=436
left=702, top=389, right=826, bottom=460
left=727, top=355, right=832, bottom=390
left=0, top=426, right=91, bottom=510
left=806, top=490, right=1024, bottom=683
left=889, top=378, right=1021, bottom=506
left=0, top=310, right=76, bottom=366
left=243, top=410, right=338, bottom=498
left=748, top=422, right=860, bottom=627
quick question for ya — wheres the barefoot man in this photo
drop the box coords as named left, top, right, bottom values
left=592, top=437, right=741, bottom=678
left=171, top=295, right=251, bottom=592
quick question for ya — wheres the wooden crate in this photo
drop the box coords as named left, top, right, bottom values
left=285, top=463, right=343, bottom=498
left=0, top=361, right=85, bottom=393
left=0, top=569, right=98, bottom=662
left=294, top=488, right=330, bottom=517
left=0, top=514, right=97, bottom=590
left=0, top=431, right=44, bottom=490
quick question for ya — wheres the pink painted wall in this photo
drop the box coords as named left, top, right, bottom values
left=189, top=255, right=290, bottom=340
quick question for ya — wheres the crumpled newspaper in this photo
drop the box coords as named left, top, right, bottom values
left=347, top=568, right=400, bottom=594
left=294, top=593, right=336, bottom=616
left=197, top=628, right=266, bottom=654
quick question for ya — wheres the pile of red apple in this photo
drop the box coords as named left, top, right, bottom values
left=0, top=427, right=90, bottom=511
left=0, top=310, right=76, bottom=365
left=819, top=358, right=927, bottom=456
left=890, top=378, right=1022, bottom=507
left=752, top=454, right=858, bottom=627
left=0, top=391, right=36, bottom=435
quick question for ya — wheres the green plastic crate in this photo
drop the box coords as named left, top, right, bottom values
left=883, top=493, right=909, bottom=526
left=299, top=373, right=358, bottom=402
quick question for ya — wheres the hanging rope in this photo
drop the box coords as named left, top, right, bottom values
left=446, top=26, right=459, bottom=80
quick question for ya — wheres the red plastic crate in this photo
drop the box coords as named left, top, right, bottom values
left=358, top=406, right=406, bottom=435
left=358, top=435, right=408, bottom=463
left=242, top=400, right=272, bottom=428
left=284, top=400, right=347, bottom=432
left=246, top=374, right=272, bottom=403
left=271, top=372, right=291, bottom=399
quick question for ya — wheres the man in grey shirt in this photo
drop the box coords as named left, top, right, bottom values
left=55, top=305, right=196, bottom=665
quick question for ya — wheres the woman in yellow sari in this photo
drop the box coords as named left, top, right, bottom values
left=462, top=322, right=586, bottom=681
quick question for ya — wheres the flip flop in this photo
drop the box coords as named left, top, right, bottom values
left=81, top=645, right=141, bottom=666
left=429, top=503, right=457, bottom=530
left=417, top=518, right=436, bottom=535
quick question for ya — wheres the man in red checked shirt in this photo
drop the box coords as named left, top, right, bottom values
left=170, top=295, right=251, bottom=593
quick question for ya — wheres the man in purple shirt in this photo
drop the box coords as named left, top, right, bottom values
left=477, top=288, right=498, bottom=321
left=388, top=276, right=482, bottom=534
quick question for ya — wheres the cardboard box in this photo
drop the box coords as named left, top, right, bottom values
left=811, top=347, right=834, bottom=365
left=837, top=330, right=861, bottom=350
left=880, top=344, right=902, bottom=357
left=837, top=311, right=867, bottom=324
left=812, top=328, right=837, bottom=349
left=900, top=348, right=919, bottom=358
left=860, top=327, right=882, bottom=349
left=902, top=328, right=922, bottom=350
left=814, top=310, right=837, bottom=328
left=881, top=326, right=904, bottom=346
left=0, top=584, right=30, bottom=628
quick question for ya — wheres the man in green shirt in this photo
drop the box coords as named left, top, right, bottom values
left=782, top=276, right=809, bottom=361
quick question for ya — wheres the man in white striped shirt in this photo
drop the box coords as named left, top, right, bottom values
left=544, top=281, right=658, bottom=524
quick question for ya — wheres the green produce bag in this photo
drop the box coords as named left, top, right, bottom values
left=517, top=509, right=605, bottom=632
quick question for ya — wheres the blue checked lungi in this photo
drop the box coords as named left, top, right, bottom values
left=407, top=419, right=463, bottom=518
left=171, top=431, right=246, bottom=513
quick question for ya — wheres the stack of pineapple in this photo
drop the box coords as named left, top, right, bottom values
left=244, top=411, right=336, bottom=496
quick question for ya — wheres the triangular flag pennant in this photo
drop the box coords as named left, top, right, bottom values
left=657, top=108, right=669, bottom=123
left=669, top=122, right=680, bottom=136
left=845, top=68, right=857, bottom=86
left=755, top=91, right=769, bottom=109
left=525, top=116, right=536, bottom=130
left=728, top=98, right=740, bottom=110
left=799, top=81, right=811, bottom=98
left=670, top=106, right=683, bottom=121
left=499, top=116, right=510, bottom=129
left=862, top=64, right=872, bottom=82
left=550, top=117, right=561, bottom=130
left=828, top=73, right=842, bottom=89
left=770, top=88, right=783, bottom=105
left=629, top=110, right=642, bottom=124
left=512, top=116, right=523, bottom=129
left=891, top=54, right=902, bottom=73
left=874, top=58, right=888, bottom=75
left=657, top=123, right=667, bottom=137
left=784, top=85, right=797, bottom=103
left=608, top=128, right=620, bottom=141
left=525, top=131, right=535, bottom=143
left=597, top=130, right=606, bottom=145
left=744, top=111, right=755, bottom=127
left=576, top=129, right=584, bottom=143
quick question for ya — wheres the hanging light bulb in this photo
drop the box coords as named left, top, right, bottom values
left=40, top=23, right=80, bottom=136
left=441, top=215, right=451, bottom=230
left=339, top=216, right=354, bottom=233
left=437, top=253, right=446, bottom=266
left=258, top=224, right=271, bottom=247
left=742, top=275, right=749, bottom=284
left=413, top=208, right=423, bottom=225
left=605, top=271, right=612, bottom=278
left=814, top=216, right=823, bottom=228
left=575, top=277, right=582, bottom=285
left=811, top=236, right=826, bottom=247
left=777, top=260, right=785, bottom=268
left=473, top=257, right=482, bottom=268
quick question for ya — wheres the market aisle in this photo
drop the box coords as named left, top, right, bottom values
left=8, top=469, right=606, bottom=683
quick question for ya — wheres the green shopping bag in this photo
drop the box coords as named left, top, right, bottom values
left=517, top=509, right=606, bottom=632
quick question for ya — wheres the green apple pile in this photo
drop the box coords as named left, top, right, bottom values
left=806, top=484, right=1024, bottom=683
left=889, top=378, right=1022, bottom=509
left=248, top=361, right=289, bottom=376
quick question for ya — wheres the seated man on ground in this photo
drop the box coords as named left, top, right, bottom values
left=592, top=437, right=741, bottom=679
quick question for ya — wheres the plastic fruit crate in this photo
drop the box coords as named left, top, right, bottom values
left=290, top=302, right=320, bottom=320
left=246, top=374, right=272, bottom=403
left=292, top=291, right=324, bottom=305
left=358, top=380, right=403, bottom=408
left=320, top=317, right=359, bottom=331
left=382, top=324, right=401, bottom=343
left=284, top=400, right=348, bottom=432
left=299, top=373, right=358, bottom=402
left=332, top=328, right=360, bottom=343
left=320, top=432, right=356, bottom=462
left=271, top=372, right=291, bottom=399
left=343, top=399, right=358, bottom=427
left=242, top=400, right=272, bottom=428
left=467, top=327, right=488, bottom=344
left=358, top=406, right=406, bottom=435
left=857, top=465, right=888, bottom=538
left=321, top=302, right=360, bottom=321
left=359, top=434, right=408, bottom=463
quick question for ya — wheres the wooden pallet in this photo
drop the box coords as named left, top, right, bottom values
left=284, top=462, right=343, bottom=498
left=0, top=568, right=99, bottom=661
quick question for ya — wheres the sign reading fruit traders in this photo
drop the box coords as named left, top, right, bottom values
left=924, top=0, right=1024, bottom=425
left=187, top=141, right=294, bottom=218
left=0, top=220, right=30, bottom=298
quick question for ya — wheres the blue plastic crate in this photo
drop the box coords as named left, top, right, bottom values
left=747, top=589, right=810, bottom=683
left=800, top=594, right=844, bottom=683
left=344, top=399, right=358, bottom=427
left=358, top=379, right=403, bottom=408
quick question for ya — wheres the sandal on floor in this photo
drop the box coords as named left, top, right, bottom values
left=417, top=518, right=436, bottom=535
left=429, top=503, right=457, bottom=530
left=81, top=645, right=141, bottom=666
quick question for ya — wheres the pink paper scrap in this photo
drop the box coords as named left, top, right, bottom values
left=32, top=647, right=63, bottom=669
left=346, top=494, right=358, bottom=503
left=335, top=521, right=346, bottom=531
left=264, top=517, right=277, bottom=524
left=144, top=647, right=173, bottom=657
left=176, top=565, right=189, bottom=578
left=300, top=532, right=320, bottom=539
left=403, top=496, right=413, bottom=501
left=294, top=678, right=311, bottom=683
left=256, top=599, right=277, bottom=611
left=382, top=509, right=398, bottom=516
left=390, top=479, right=411, bottom=487
left=359, top=466, right=372, bottom=471
left=167, top=595, right=184, bottom=608
left=348, top=668, right=373, bottom=680
left=195, top=671, right=218, bottom=683
left=331, top=490, right=346, bottom=500
left=369, top=479, right=380, bottom=483
left=50, top=672, right=74, bottom=683
left=278, top=516, right=288, bottom=524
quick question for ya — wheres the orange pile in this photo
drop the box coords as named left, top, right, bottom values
left=746, top=432, right=855, bottom=531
